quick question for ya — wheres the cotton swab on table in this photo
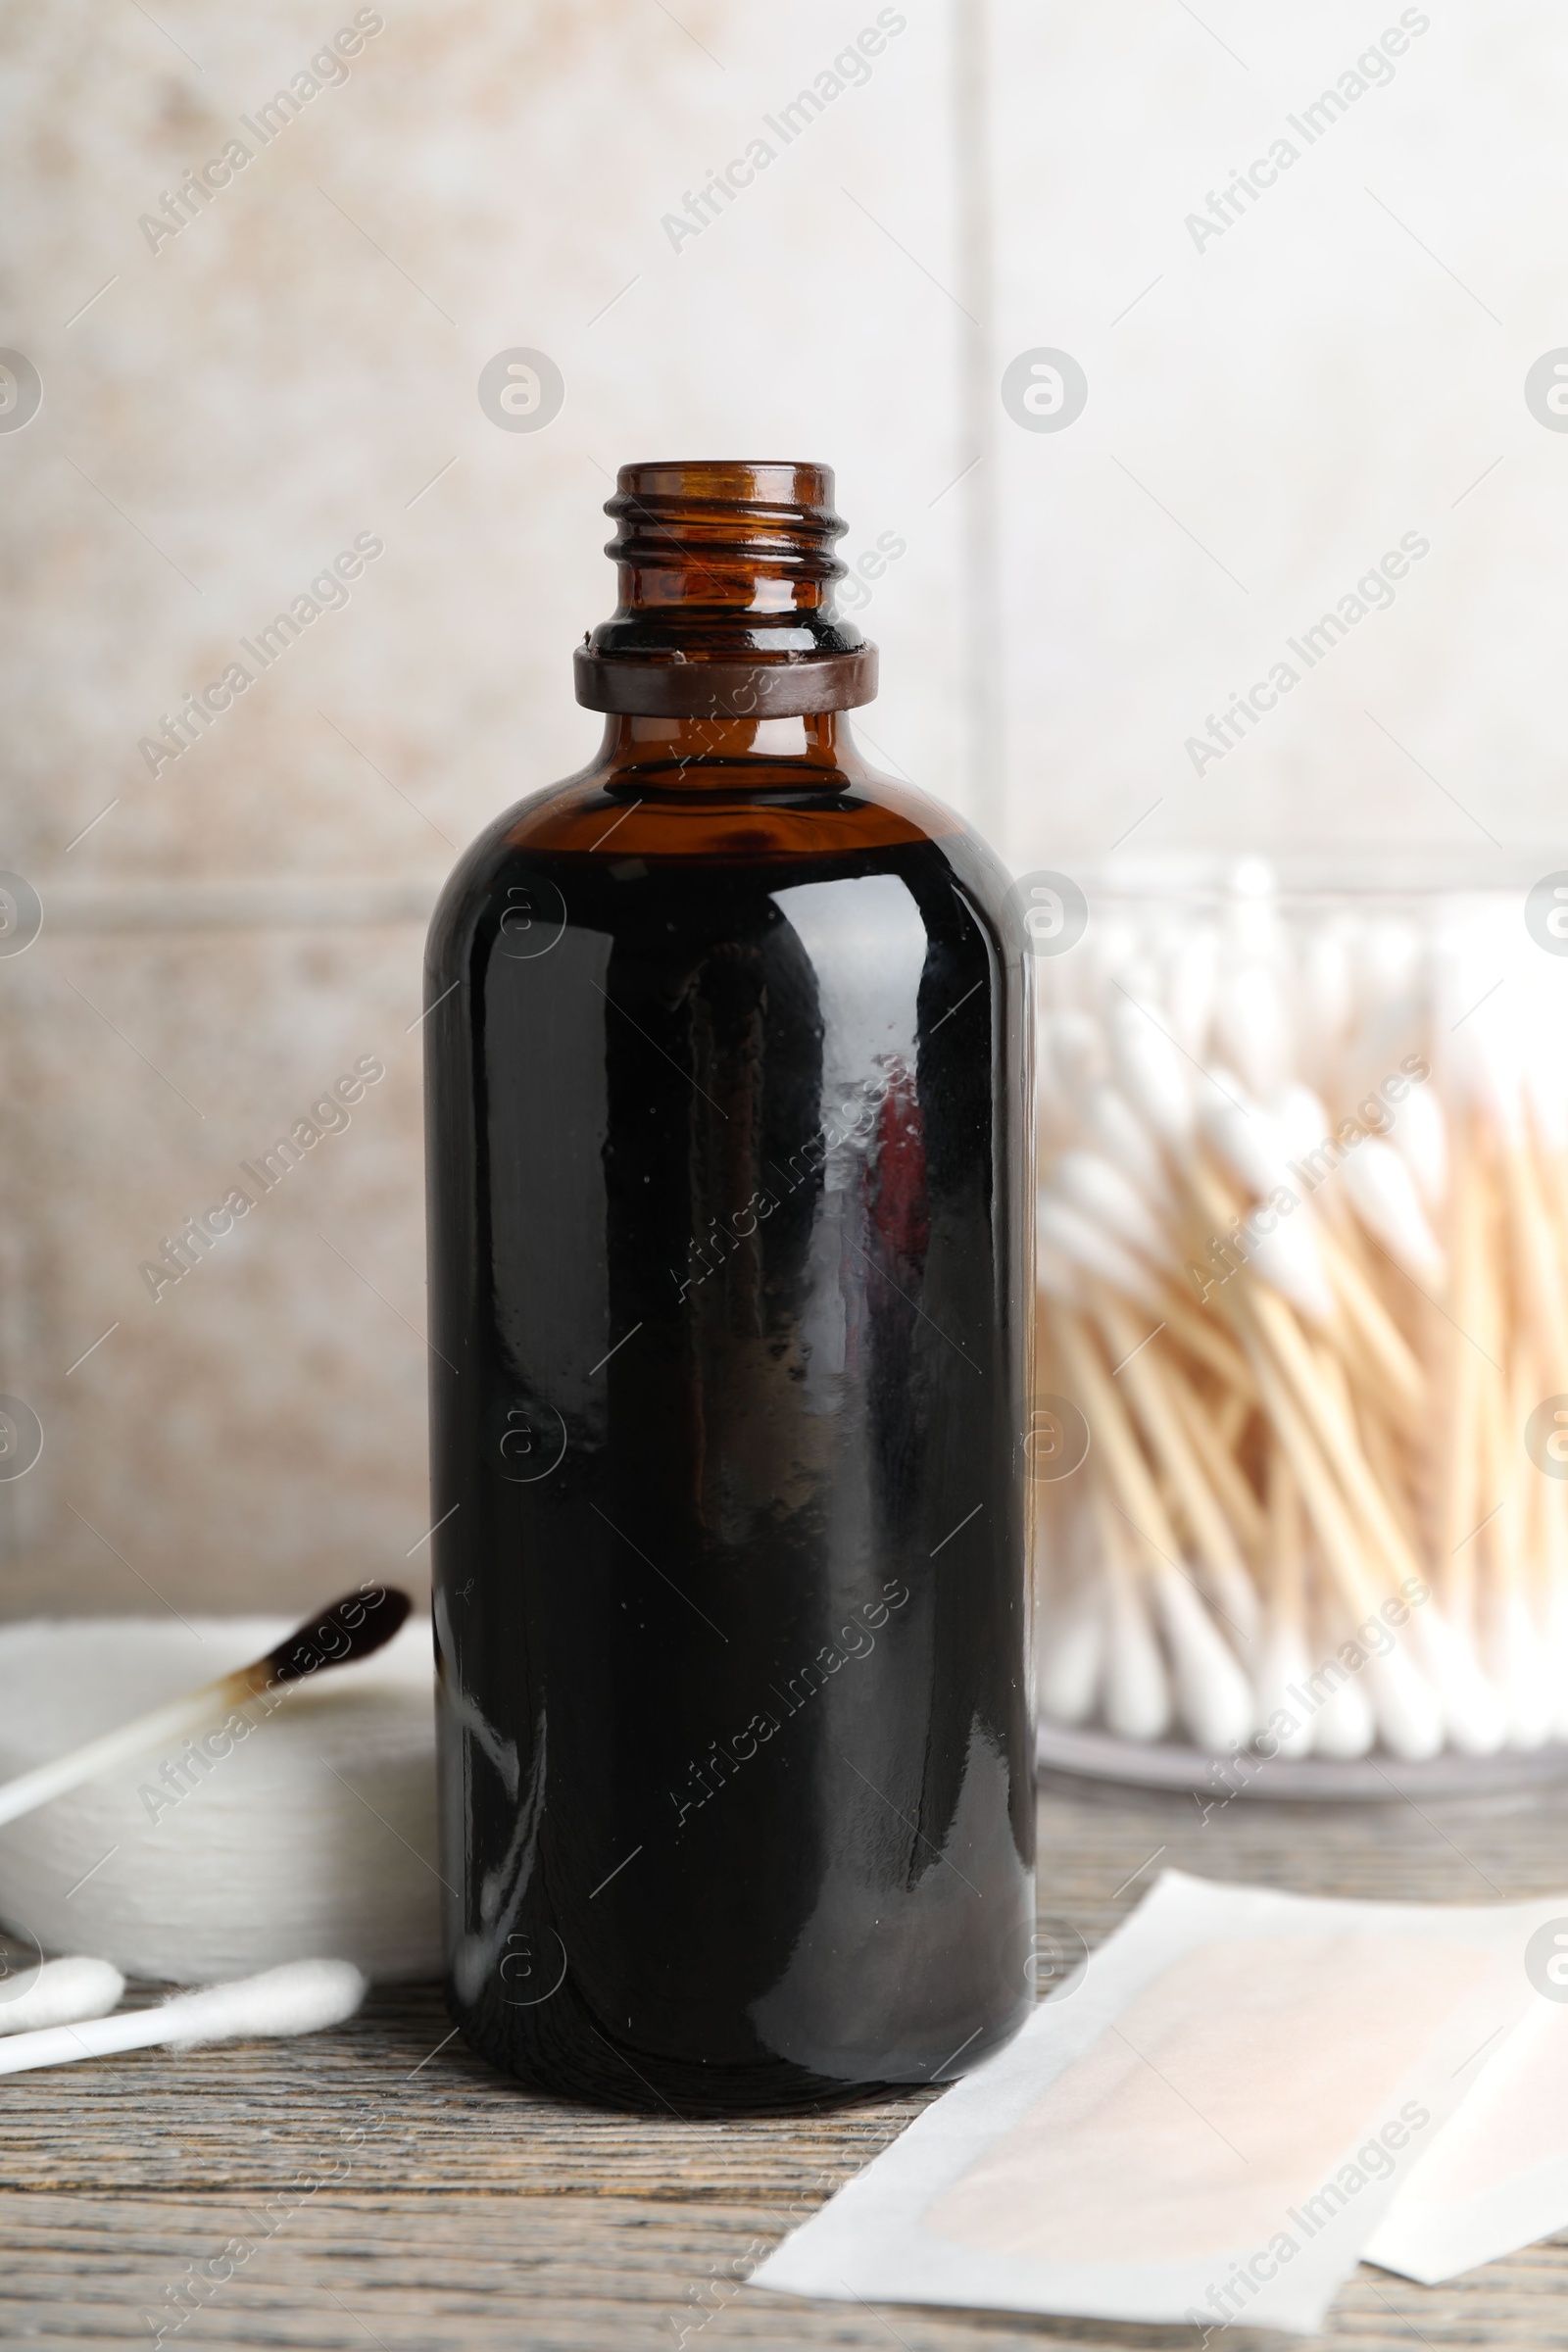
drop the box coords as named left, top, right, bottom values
left=0, top=1586, right=412, bottom=1833
left=0, top=1959, right=367, bottom=2078
left=0, top=1957, right=123, bottom=2035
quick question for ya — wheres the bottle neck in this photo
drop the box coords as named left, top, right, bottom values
left=595, top=710, right=870, bottom=790
left=575, top=463, right=876, bottom=739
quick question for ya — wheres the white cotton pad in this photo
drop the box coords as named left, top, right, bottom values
left=0, top=1614, right=438, bottom=1984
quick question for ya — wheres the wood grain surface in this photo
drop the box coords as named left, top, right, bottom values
left=5, top=1770, right=1568, bottom=2350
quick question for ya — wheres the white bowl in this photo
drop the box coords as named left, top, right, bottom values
left=0, top=1613, right=440, bottom=1984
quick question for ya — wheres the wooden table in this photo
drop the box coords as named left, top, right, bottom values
left=6, top=1769, right=1568, bottom=2350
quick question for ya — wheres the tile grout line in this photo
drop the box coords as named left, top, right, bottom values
left=952, top=0, right=1004, bottom=851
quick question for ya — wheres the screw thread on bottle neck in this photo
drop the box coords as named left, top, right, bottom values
left=575, top=460, right=877, bottom=718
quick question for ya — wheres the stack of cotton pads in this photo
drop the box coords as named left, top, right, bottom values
left=1034, top=860, right=1568, bottom=1768
left=0, top=1613, right=438, bottom=1982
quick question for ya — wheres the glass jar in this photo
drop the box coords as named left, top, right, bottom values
left=1031, top=850, right=1568, bottom=1796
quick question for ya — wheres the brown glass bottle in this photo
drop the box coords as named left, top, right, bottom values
left=424, top=462, right=1034, bottom=2115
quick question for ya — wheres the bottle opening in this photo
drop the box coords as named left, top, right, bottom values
left=574, top=459, right=878, bottom=719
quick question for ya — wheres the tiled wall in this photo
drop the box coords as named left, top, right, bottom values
left=3, top=0, right=1562, bottom=1611
left=988, top=0, right=1568, bottom=862
left=0, top=0, right=980, bottom=1612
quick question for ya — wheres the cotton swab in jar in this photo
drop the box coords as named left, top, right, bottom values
left=0, top=1956, right=123, bottom=2035
left=1039, top=1009, right=1105, bottom=1109
left=1388, top=1077, right=1448, bottom=1209
left=1252, top=1453, right=1313, bottom=1759
left=0, top=1959, right=367, bottom=2078
left=1082, top=1084, right=1174, bottom=1210
left=1212, top=963, right=1293, bottom=1103
left=1151, top=1559, right=1255, bottom=1754
left=1301, top=1577, right=1378, bottom=1761
left=1091, top=1285, right=1261, bottom=1649
left=1107, top=1000, right=1196, bottom=1153
left=1242, top=1330, right=1442, bottom=1759
left=1032, top=866, right=1568, bottom=1772
left=1036, top=1196, right=1165, bottom=1314
left=1166, top=928, right=1218, bottom=1061
left=1050, top=1150, right=1171, bottom=1265
left=1338, top=1141, right=1446, bottom=1286
left=1035, top=1572, right=1105, bottom=1729
left=1049, top=1300, right=1253, bottom=1749
left=1406, top=1600, right=1508, bottom=1758
left=0, top=1586, right=413, bottom=1832
left=1097, top=1502, right=1172, bottom=1743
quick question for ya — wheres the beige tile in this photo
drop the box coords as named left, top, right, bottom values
left=1, top=911, right=432, bottom=1615
left=987, top=0, right=1568, bottom=865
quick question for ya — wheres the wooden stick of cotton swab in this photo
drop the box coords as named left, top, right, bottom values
left=1494, top=1347, right=1556, bottom=1749
left=1090, top=1284, right=1261, bottom=1650
left=1252, top=1452, right=1313, bottom=1758
left=1041, top=1039, right=1285, bottom=1697
left=1036, top=1217, right=1263, bottom=1732
left=1439, top=1112, right=1488, bottom=1626
left=1194, top=1077, right=1427, bottom=1434
left=1183, top=1102, right=1435, bottom=1637
left=1240, top=1324, right=1443, bottom=1759
left=0, top=1586, right=413, bottom=1832
left=1050, top=1300, right=1253, bottom=1749
left=0, top=1959, right=367, bottom=2079
left=1041, top=1146, right=1257, bottom=1396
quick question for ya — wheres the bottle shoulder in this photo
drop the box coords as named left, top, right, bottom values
left=426, top=760, right=1023, bottom=974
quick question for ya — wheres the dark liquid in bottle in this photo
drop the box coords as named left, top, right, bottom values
left=427, top=823, right=1033, bottom=2113
left=426, top=459, right=1032, bottom=2114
